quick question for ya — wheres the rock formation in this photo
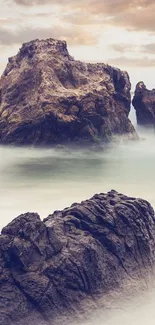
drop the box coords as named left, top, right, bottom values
left=0, top=190, right=155, bottom=325
left=132, top=81, right=155, bottom=126
left=0, top=39, right=136, bottom=146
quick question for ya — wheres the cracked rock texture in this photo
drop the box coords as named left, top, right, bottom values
left=132, top=81, right=155, bottom=126
left=0, top=38, right=136, bottom=146
left=0, top=190, right=155, bottom=325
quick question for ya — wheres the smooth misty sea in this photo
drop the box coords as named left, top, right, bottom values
left=1, top=111, right=155, bottom=325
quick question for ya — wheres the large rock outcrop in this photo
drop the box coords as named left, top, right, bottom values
left=0, top=190, right=155, bottom=325
left=132, top=81, right=155, bottom=126
left=0, top=39, right=136, bottom=146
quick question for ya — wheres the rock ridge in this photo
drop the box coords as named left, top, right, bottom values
left=0, top=190, right=155, bottom=324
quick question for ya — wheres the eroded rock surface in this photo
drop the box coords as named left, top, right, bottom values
left=0, top=190, right=155, bottom=325
left=132, top=81, right=155, bottom=126
left=0, top=39, right=136, bottom=146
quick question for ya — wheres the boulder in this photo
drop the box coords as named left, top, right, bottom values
left=132, top=81, right=155, bottom=126
left=0, top=190, right=155, bottom=324
left=0, top=39, right=137, bottom=146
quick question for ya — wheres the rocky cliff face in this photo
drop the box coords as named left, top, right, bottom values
left=132, top=82, right=155, bottom=126
left=0, top=190, right=155, bottom=325
left=0, top=39, right=136, bottom=146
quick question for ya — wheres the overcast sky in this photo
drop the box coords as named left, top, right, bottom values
left=0, top=0, right=155, bottom=89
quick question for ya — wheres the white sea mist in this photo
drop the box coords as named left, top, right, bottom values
left=1, top=124, right=155, bottom=229
left=0, top=111, right=155, bottom=325
left=72, top=284, right=155, bottom=325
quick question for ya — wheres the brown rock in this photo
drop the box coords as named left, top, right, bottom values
left=0, top=39, right=137, bottom=146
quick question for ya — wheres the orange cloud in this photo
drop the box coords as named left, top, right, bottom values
left=13, top=0, right=155, bottom=32
left=0, top=25, right=97, bottom=46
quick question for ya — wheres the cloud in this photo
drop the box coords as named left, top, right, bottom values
left=108, top=56, right=155, bottom=67
left=61, top=12, right=98, bottom=26
left=111, top=42, right=155, bottom=55
left=141, top=43, right=155, bottom=54
left=12, top=0, right=155, bottom=32
left=13, top=0, right=69, bottom=5
left=83, top=0, right=155, bottom=32
left=111, top=44, right=136, bottom=53
left=0, top=25, right=97, bottom=46
left=111, top=5, right=155, bottom=32
left=13, top=0, right=152, bottom=11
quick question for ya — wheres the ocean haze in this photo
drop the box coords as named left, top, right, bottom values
left=1, top=120, right=155, bottom=229
left=72, top=284, right=155, bottom=325
left=0, top=113, right=155, bottom=325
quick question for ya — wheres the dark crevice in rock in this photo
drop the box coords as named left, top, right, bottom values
left=10, top=272, right=48, bottom=322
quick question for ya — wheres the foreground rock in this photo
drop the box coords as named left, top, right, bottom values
left=0, top=39, right=136, bottom=146
left=0, top=190, right=155, bottom=325
left=132, top=82, right=155, bottom=126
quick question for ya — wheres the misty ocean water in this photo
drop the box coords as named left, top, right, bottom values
left=1, top=111, right=155, bottom=325
left=1, top=125, right=154, bottom=229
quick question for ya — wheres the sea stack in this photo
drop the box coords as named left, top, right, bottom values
left=0, top=38, right=136, bottom=146
left=132, top=81, right=155, bottom=127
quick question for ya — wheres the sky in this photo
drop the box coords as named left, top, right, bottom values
left=0, top=0, right=155, bottom=89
